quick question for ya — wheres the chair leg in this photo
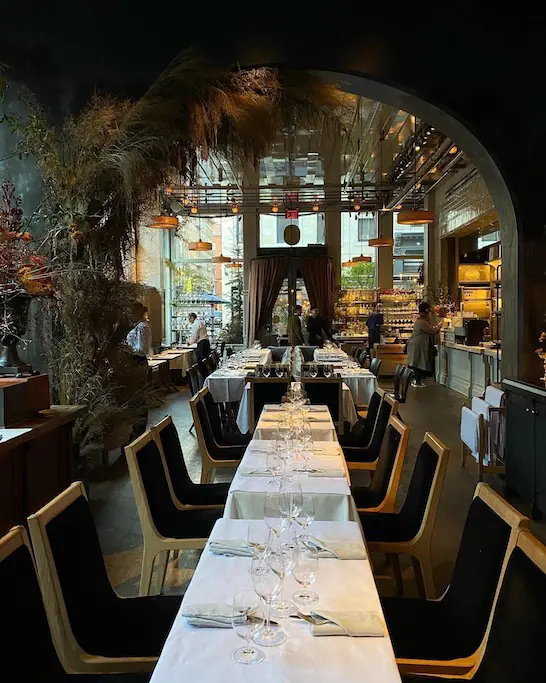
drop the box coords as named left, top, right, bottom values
left=388, top=553, right=404, bottom=596
left=460, top=442, right=467, bottom=468
left=139, top=547, right=157, bottom=597
left=155, top=550, right=170, bottom=595
left=201, top=462, right=212, bottom=484
left=189, top=422, right=195, bottom=434
left=412, top=554, right=435, bottom=599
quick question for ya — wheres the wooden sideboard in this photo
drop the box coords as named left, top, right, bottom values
left=0, top=405, right=84, bottom=535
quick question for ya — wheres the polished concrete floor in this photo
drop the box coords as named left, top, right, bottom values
left=90, top=379, right=541, bottom=599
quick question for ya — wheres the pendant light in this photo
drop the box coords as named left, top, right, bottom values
left=188, top=217, right=212, bottom=251
left=397, top=123, right=434, bottom=225
left=149, top=215, right=178, bottom=230
left=226, top=261, right=243, bottom=269
left=212, top=254, right=232, bottom=264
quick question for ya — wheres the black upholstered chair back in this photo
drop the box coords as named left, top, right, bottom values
left=188, top=364, right=204, bottom=396
left=250, top=378, right=292, bottom=425
left=195, top=398, right=223, bottom=458
left=397, top=366, right=414, bottom=403
left=366, top=424, right=402, bottom=505
left=299, top=346, right=318, bottom=362
left=135, top=440, right=182, bottom=538
left=438, top=496, right=512, bottom=656
left=202, top=389, right=224, bottom=442
left=392, top=364, right=404, bottom=399
left=158, top=421, right=194, bottom=504
left=370, top=357, right=382, bottom=377
left=395, top=441, right=439, bottom=541
left=268, top=346, right=286, bottom=362
left=302, top=378, right=342, bottom=423
left=476, top=537, right=546, bottom=682
left=365, top=395, right=394, bottom=455
left=1, top=533, right=68, bottom=679
left=357, top=348, right=367, bottom=367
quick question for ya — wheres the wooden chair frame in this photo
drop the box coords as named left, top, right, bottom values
left=124, top=432, right=210, bottom=596
left=356, top=385, right=386, bottom=419
left=190, top=386, right=242, bottom=483
left=247, top=376, right=292, bottom=433
left=397, top=482, right=529, bottom=677
left=300, top=376, right=344, bottom=435
left=347, top=393, right=399, bottom=473
left=28, top=482, right=156, bottom=673
left=368, top=431, right=449, bottom=600
left=461, top=407, right=506, bottom=482
left=356, top=415, right=410, bottom=514
left=150, top=415, right=224, bottom=511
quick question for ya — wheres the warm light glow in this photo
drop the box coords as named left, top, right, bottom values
left=353, top=202, right=361, bottom=212
left=368, top=237, right=395, bottom=247
left=212, top=253, right=232, bottom=264
left=183, top=196, right=190, bottom=206
left=352, top=254, right=372, bottom=264
left=312, top=203, right=320, bottom=212
left=149, top=215, right=178, bottom=230
left=416, top=182, right=422, bottom=190
left=395, top=204, right=403, bottom=210
left=272, top=204, right=279, bottom=213
left=397, top=210, right=434, bottom=225
left=226, top=261, right=243, bottom=269
left=430, top=167, right=438, bottom=174
left=449, top=145, right=458, bottom=154
left=231, top=204, right=239, bottom=214
left=190, top=205, right=198, bottom=214
left=188, top=240, right=213, bottom=251
left=415, top=145, right=421, bottom=151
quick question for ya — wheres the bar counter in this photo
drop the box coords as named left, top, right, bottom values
left=436, top=342, right=502, bottom=397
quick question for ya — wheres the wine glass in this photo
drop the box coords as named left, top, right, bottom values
left=247, top=524, right=270, bottom=560
left=268, top=530, right=297, bottom=617
left=275, top=362, right=284, bottom=378
left=296, top=494, right=315, bottom=541
left=264, top=492, right=287, bottom=538
left=266, top=451, right=284, bottom=482
left=309, top=363, right=318, bottom=379
left=232, top=589, right=265, bottom=664
left=292, top=545, right=319, bottom=605
left=323, top=364, right=332, bottom=379
left=262, top=363, right=271, bottom=378
left=279, top=479, right=303, bottom=524
left=250, top=557, right=286, bottom=647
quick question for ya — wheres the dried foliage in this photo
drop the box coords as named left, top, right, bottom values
left=4, top=51, right=349, bottom=465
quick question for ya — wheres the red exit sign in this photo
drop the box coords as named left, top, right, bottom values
left=285, top=209, right=299, bottom=219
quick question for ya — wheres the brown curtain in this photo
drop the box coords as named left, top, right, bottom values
left=300, top=256, right=334, bottom=324
left=247, top=256, right=290, bottom=344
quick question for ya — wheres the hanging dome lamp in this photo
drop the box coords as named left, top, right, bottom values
left=212, top=254, right=232, bottom=264
left=148, top=214, right=179, bottom=229
left=397, top=209, right=434, bottom=225
left=188, top=217, right=212, bottom=251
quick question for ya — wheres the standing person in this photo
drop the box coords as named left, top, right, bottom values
left=188, top=312, right=210, bottom=362
left=406, top=301, right=443, bottom=388
left=126, top=303, right=152, bottom=364
left=307, top=307, right=330, bottom=346
left=366, top=303, right=384, bottom=349
left=287, top=304, right=305, bottom=346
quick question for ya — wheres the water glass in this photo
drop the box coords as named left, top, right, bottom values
left=262, top=363, right=271, bottom=378
left=232, top=590, right=265, bottom=664
left=264, top=492, right=287, bottom=537
left=279, top=479, right=303, bottom=523
left=323, top=364, right=332, bottom=379
left=247, top=524, right=270, bottom=559
left=309, top=363, right=318, bottom=379
left=275, top=362, right=284, bottom=378
left=292, top=546, right=319, bottom=605
left=266, top=451, right=284, bottom=481
left=250, top=558, right=286, bottom=647
left=296, top=494, right=316, bottom=539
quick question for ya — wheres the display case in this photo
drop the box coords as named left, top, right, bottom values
left=333, top=288, right=378, bottom=339
left=380, top=288, right=422, bottom=343
left=171, top=292, right=224, bottom=344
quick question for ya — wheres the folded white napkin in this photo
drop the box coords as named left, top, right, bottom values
left=310, top=610, right=384, bottom=637
left=460, top=406, right=480, bottom=454
left=183, top=603, right=241, bottom=628
left=208, top=539, right=253, bottom=557
left=305, top=468, right=346, bottom=478
left=304, top=536, right=366, bottom=560
left=260, top=414, right=283, bottom=422
left=307, top=415, right=330, bottom=422
left=484, top=385, right=504, bottom=408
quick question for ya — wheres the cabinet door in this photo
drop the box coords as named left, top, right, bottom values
left=505, top=392, right=536, bottom=507
left=534, top=401, right=546, bottom=514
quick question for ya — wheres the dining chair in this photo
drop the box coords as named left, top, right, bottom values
left=370, top=357, right=383, bottom=377
left=248, top=376, right=292, bottom=432
left=150, top=416, right=230, bottom=507
left=400, top=529, right=546, bottom=683
left=392, top=363, right=404, bottom=399
left=201, top=387, right=250, bottom=449
left=351, top=415, right=410, bottom=513
left=298, top=345, right=318, bottom=362
left=187, top=363, right=205, bottom=434
left=461, top=405, right=505, bottom=483
left=357, top=348, right=368, bottom=367
left=27, top=482, right=182, bottom=672
left=191, top=388, right=244, bottom=482
left=386, top=483, right=528, bottom=677
left=339, top=388, right=385, bottom=446
left=343, top=393, right=399, bottom=472
left=124, top=433, right=223, bottom=595
left=300, top=376, right=344, bottom=434
left=396, top=366, right=414, bottom=403
left=0, top=525, right=153, bottom=680
left=267, top=346, right=286, bottom=362
left=360, top=432, right=450, bottom=599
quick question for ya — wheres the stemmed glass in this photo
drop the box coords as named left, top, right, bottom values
left=247, top=524, right=270, bottom=560
left=275, top=362, right=284, bottom=378
left=279, top=479, right=303, bottom=524
left=232, top=589, right=265, bottom=664
left=309, top=363, right=318, bottom=379
left=262, top=363, right=271, bottom=378
left=266, top=451, right=284, bottom=483
left=296, top=494, right=315, bottom=542
left=268, top=529, right=298, bottom=618
left=323, top=364, right=332, bottom=379
left=264, top=492, right=287, bottom=538
left=292, top=545, right=319, bottom=605
left=250, top=557, right=285, bottom=647
left=298, top=422, right=313, bottom=471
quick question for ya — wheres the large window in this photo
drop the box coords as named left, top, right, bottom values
left=341, top=212, right=377, bottom=289
left=393, top=213, right=424, bottom=289
left=259, top=213, right=325, bottom=248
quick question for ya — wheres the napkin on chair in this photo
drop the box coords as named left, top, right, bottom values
left=310, top=610, right=385, bottom=637
left=182, top=603, right=241, bottom=628
left=304, top=536, right=366, bottom=560
left=208, top=539, right=253, bottom=557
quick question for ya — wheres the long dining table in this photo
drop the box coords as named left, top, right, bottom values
left=149, top=399, right=402, bottom=683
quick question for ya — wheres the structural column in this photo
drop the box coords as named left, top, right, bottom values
left=242, top=163, right=258, bottom=346
left=377, top=211, right=394, bottom=289
left=322, top=124, right=342, bottom=289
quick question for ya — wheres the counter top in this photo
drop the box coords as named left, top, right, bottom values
left=441, top=342, right=502, bottom=359
left=0, top=405, right=85, bottom=455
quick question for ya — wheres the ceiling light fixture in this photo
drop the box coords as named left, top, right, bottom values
left=149, top=215, right=178, bottom=230
left=190, top=205, right=198, bottom=215
left=226, top=261, right=243, bottom=269
left=188, top=217, right=212, bottom=251
left=312, top=197, right=320, bottom=212
left=398, top=210, right=434, bottom=225
left=212, top=254, right=232, bottom=264
left=449, top=145, right=458, bottom=154
left=183, top=196, right=190, bottom=206
left=231, top=204, right=239, bottom=214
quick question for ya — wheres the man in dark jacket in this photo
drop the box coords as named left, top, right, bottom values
left=287, top=305, right=304, bottom=346
left=307, top=308, right=330, bottom=346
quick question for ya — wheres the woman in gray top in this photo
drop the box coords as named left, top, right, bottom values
left=406, top=301, right=443, bottom=387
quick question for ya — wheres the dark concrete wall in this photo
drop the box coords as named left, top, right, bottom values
left=1, top=3, right=545, bottom=382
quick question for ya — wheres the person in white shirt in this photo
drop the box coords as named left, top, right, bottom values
left=127, top=303, right=152, bottom=363
left=188, top=312, right=210, bottom=361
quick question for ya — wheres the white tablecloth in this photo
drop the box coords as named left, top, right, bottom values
left=149, top=518, right=401, bottom=683
left=205, top=371, right=247, bottom=403
left=223, top=439, right=355, bottom=521
left=152, top=349, right=196, bottom=375
left=313, top=348, right=349, bottom=363
left=237, top=385, right=358, bottom=435
left=340, top=371, right=377, bottom=406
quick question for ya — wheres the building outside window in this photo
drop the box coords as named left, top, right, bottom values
left=341, top=212, right=377, bottom=289
left=393, top=213, right=425, bottom=289
left=259, top=213, right=325, bottom=248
